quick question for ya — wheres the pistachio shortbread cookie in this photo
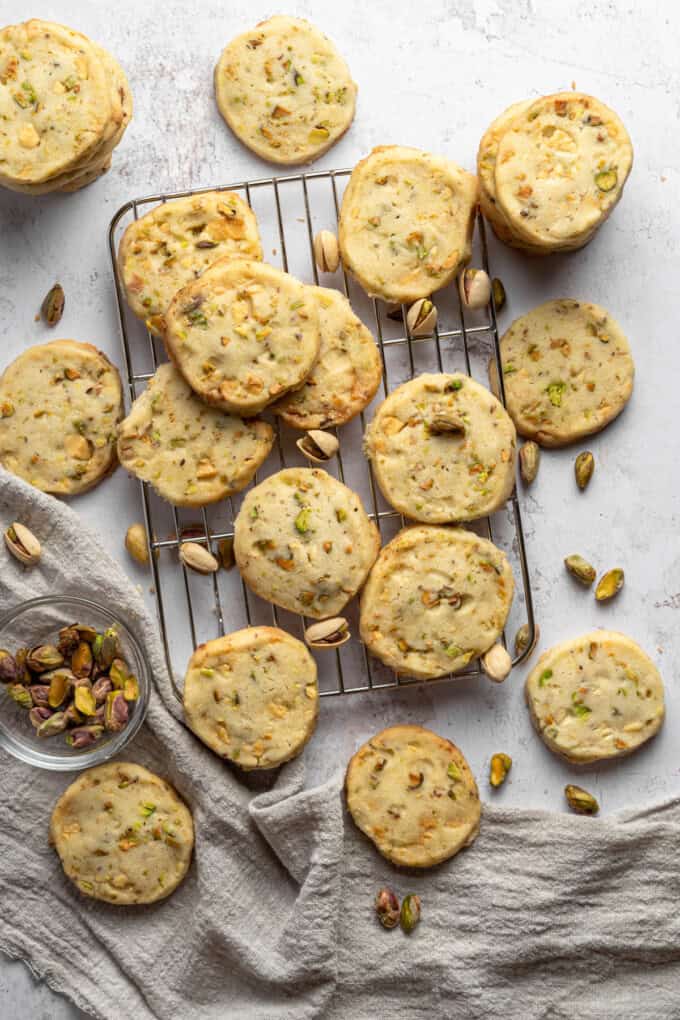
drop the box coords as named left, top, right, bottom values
left=338, top=145, right=478, bottom=304
left=0, top=339, right=123, bottom=496
left=489, top=299, right=634, bottom=447
left=234, top=467, right=380, bottom=619
left=214, top=15, right=357, bottom=165
left=360, top=525, right=514, bottom=680
left=118, top=191, right=262, bottom=326
left=164, top=259, right=320, bottom=417
left=117, top=362, right=274, bottom=507
left=525, top=631, right=665, bottom=764
left=345, top=725, right=480, bottom=868
left=49, top=762, right=194, bottom=905
left=272, top=286, right=382, bottom=429
left=183, top=627, right=318, bottom=769
left=0, top=19, right=111, bottom=186
left=494, top=92, right=633, bottom=248
left=364, top=372, right=516, bottom=524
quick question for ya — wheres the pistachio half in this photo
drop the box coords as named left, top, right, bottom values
left=406, top=298, right=437, bottom=338
left=481, top=643, right=512, bottom=683
left=489, top=752, right=512, bottom=788
left=565, top=554, right=596, bottom=586
left=41, top=282, right=65, bottom=327
left=217, top=537, right=235, bottom=570
left=125, top=523, right=150, bottom=566
left=519, top=442, right=540, bottom=485
left=179, top=541, right=219, bottom=574
left=304, top=616, right=349, bottom=649
left=514, top=622, right=539, bottom=659
left=296, top=429, right=339, bottom=464
left=458, top=268, right=491, bottom=310
left=492, top=277, right=506, bottom=312
left=565, top=784, right=599, bottom=815
left=428, top=413, right=466, bottom=436
left=4, top=522, right=41, bottom=566
left=400, top=894, right=421, bottom=934
left=595, top=568, right=624, bottom=602
left=375, top=887, right=400, bottom=929
left=313, top=230, right=340, bottom=273
left=574, top=451, right=594, bottom=490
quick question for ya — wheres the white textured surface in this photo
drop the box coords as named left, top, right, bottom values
left=0, top=0, right=678, bottom=1014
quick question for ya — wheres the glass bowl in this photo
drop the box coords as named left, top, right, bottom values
left=0, top=595, right=150, bottom=770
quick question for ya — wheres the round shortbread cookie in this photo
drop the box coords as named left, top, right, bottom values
left=234, top=467, right=380, bottom=619
left=338, top=145, right=478, bottom=304
left=478, top=99, right=537, bottom=248
left=0, top=339, right=123, bottom=496
left=494, top=92, right=633, bottom=247
left=57, top=154, right=111, bottom=192
left=49, top=762, right=194, bottom=905
left=272, top=286, right=382, bottom=430
left=360, top=525, right=514, bottom=680
left=118, top=192, right=262, bottom=326
left=117, top=362, right=274, bottom=507
left=489, top=299, right=634, bottom=447
left=164, top=259, right=320, bottom=417
left=183, top=627, right=319, bottom=769
left=0, top=19, right=112, bottom=185
left=214, top=15, right=357, bottom=165
left=345, top=725, right=481, bottom=868
left=364, top=372, right=516, bottom=524
left=525, top=631, right=665, bottom=764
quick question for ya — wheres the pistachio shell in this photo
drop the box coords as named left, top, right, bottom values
left=458, top=268, right=491, bottom=310
left=514, top=622, right=540, bottom=659
left=296, top=429, right=339, bottom=463
left=481, top=643, right=512, bottom=683
left=179, top=542, right=219, bottom=574
left=304, top=617, right=350, bottom=649
left=4, top=522, right=41, bottom=566
left=313, top=230, right=339, bottom=273
left=406, top=298, right=437, bottom=338
left=125, top=523, right=150, bottom=565
left=491, top=277, right=506, bottom=312
left=519, top=442, right=540, bottom=485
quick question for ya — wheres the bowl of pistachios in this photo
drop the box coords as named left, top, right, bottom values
left=0, top=595, right=150, bottom=770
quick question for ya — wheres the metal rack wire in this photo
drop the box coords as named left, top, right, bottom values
left=108, top=168, right=536, bottom=703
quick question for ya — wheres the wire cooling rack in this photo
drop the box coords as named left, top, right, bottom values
left=108, top=168, right=536, bottom=702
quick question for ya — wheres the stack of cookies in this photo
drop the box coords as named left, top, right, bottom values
left=0, top=19, right=131, bottom=195
left=477, top=92, right=633, bottom=253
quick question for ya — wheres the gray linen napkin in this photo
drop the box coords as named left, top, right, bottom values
left=1, top=464, right=680, bottom=1020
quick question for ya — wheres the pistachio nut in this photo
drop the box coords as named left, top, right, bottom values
left=123, top=674, right=140, bottom=701
left=29, top=706, right=53, bottom=729
left=96, top=627, right=119, bottom=669
left=519, top=441, right=540, bottom=485
left=64, top=703, right=84, bottom=727
left=92, top=676, right=113, bottom=704
left=66, top=724, right=104, bottom=749
left=304, top=617, right=350, bottom=649
left=313, top=229, right=340, bottom=273
left=48, top=671, right=71, bottom=708
left=375, top=887, right=400, bottom=929
left=492, top=277, right=507, bottom=312
left=428, top=413, right=466, bottom=437
left=565, top=554, right=596, bottom=586
left=574, top=451, right=594, bottom=490
left=37, top=711, right=68, bottom=737
left=7, top=684, right=32, bottom=709
left=14, top=648, right=31, bottom=683
left=74, top=624, right=98, bottom=643
left=595, top=169, right=617, bottom=192
left=74, top=685, right=97, bottom=716
left=30, top=684, right=50, bottom=707
left=218, top=537, right=235, bottom=570
left=514, top=622, right=539, bottom=659
left=481, top=643, right=512, bottom=683
left=489, top=753, right=512, bottom=788
left=109, top=657, right=128, bottom=689
left=57, top=626, right=81, bottom=656
left=179, top=541, right=219, bottom=574
left=4, top=522, right=41, bottom=566
left=104, top=689, right=129, bottom=732
left=26, top=644, right=64, bottom=673
left=565, top=784, right=599, bottom=815
left=458, top=268, right=491, bottom=310
left=406, top=298, right=437, bottom=338
left=125, top=522, right=150, bottom=566
left=71, top=641, right=93, bottom=678
left=296, top=429, right=339, bottom=464
left=595, top=568, right=624, bottom=602
left=0, top=652, right=19, bottom=685
left=41, top=282, right=65, bottom=327
left=400, top=893, right=421, bottom=934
